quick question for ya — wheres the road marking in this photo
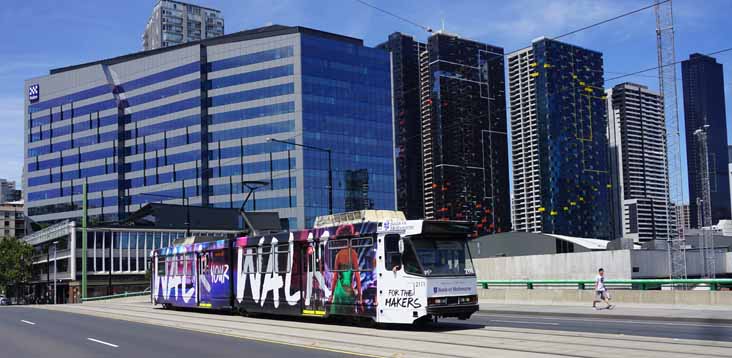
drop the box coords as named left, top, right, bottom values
left=21, top=320, right=36, bottom=325
left=87, top=338, right=119, bottom=348
left=491, top=319, right=559, bottom=326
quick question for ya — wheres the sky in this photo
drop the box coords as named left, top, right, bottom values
left=1, top=0, right=731, bottom=203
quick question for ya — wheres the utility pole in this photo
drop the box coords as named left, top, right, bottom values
left=46, top=247, right=50, bottom=303
left=108, top=232, right=113, bottom=296
left=82, top=181, right=88, bottom=301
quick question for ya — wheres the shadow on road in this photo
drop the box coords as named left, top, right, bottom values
left=152, top=305, right=485, bottom=332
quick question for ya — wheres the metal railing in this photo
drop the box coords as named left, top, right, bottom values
left=81, top=288, right=151, bottom=302
left=478, top=279, right=732, bottom=291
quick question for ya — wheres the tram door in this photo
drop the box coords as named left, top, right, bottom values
left=302, top=240, right=326, bottom=316
left=197, top=252, right=212, bottom=307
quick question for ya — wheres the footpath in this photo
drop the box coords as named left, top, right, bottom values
left=479, top=299, right=732, bottom=323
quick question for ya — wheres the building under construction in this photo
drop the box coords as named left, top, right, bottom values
left=378, top=32, right=511, bottom=234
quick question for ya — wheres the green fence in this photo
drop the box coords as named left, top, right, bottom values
left=478, top=279, right=732, bottom=291
left=81, top=289, right=150, bottom=302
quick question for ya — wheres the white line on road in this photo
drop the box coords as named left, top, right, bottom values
left=490, top=319, right=560, bottom=326
left=20, top=320, right=36, bottom=325
left=87, top=338, right=119, bottom=348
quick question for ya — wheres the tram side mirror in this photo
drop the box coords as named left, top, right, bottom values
left=398, top=238, right=405, bottom=254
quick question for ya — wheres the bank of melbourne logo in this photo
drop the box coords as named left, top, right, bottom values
left=28, top=84, right=39, bottom=103
left=433, top=287, right=438, bottom=294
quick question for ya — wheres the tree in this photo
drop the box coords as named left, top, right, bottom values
left=0, top=237, right=34, bottom=294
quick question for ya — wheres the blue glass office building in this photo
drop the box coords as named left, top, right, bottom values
left=24, top=25, right=395, bottom=229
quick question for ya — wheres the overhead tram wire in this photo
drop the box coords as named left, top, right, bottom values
left=550, top=0, right=670, bottom=40
left=353, top=0, right=433, bottom=33
left=208, top=44, right=732, bottom=205
left=607, top=46, right=732, bottom=82
left=354, top=0, right=667, bottom=59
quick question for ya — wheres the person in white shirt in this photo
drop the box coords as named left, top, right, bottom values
left=592, top=268, right=613, bottom=310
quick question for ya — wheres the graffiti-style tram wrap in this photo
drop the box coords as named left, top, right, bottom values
left=151, top=210, right=479, bottom=324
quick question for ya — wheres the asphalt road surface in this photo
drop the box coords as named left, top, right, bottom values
left=0, top=307, right=362, bottom=358
left=442, top=311, right=732, bottom=342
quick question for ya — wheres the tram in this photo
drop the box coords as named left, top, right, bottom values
left=151, top=210, right=479, bottom=324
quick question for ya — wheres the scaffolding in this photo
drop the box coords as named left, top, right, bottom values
left=655, top=0, right=687, bottom=280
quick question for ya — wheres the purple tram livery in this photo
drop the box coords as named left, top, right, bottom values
left=151, top=210, right=479, bottom=324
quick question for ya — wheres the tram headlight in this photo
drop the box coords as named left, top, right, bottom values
left=428, top=297, right=448, bottom=305
left=458, top=295, right=477, bottom=304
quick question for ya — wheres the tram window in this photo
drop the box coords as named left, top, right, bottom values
left=185, top=254, right=193, bottom=276
left=242, top=247, right=257, bottom=273
left=176, top=255, right=186, bottom=276
left=182, top=255, right=189, bottom=276
left=351, top=237, right=374, bottom=271
left=384, top=234, right=402, bottom=270
left=157, top=259, right=165, bottom=275
left=167, top=256, right=177, bottom=276
left=401, top=239, right=423, bottom=275
left=327, top=239, right=353, bottom=272
left=275, top=244, right=290, bottom=273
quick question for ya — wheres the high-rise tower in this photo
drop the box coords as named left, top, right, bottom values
left=143, top=0, right=224, bottom=51
left=379, top=32, right=511, bottom=234
left=509, top=38, right=611, bottom=239
left=607, top=83, right=672, bottom=241
left=682, top=53, right=731, bottom=227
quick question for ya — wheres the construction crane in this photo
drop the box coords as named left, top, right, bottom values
left=694, top=125, right=716, bottom=278
left=655, top=0, right=688, bottom=280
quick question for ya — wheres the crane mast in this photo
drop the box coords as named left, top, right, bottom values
left=655, top=0, right=687, bottom=280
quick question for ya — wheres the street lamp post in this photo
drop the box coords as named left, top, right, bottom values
left=267, top=138, right=333, bottom=214
left=52, top=241, right=58, bottom=304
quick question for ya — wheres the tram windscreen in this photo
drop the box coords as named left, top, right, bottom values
left=408, top=237, right=475, bottom=276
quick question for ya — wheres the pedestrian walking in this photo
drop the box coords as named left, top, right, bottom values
left=592, top=268, right=613, bottom=310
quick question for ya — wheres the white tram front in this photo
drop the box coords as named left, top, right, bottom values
left=315, top=212, right=479, bottom=324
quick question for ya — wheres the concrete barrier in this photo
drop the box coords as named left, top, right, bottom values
left=478, top=287, right=732, bottom=307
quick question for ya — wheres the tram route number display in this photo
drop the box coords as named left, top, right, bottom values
left=385, top=289, right=422, bottom=309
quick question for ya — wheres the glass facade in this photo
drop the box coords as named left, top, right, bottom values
left=377, top=33, right=425, bottom=221
left=300, top=34, right=395, bottom=225
left=532, top=38, right=611, bottom=239
left=379, top=32, right=511, bottom=234
left=25, top=26, right=395, bottom=230
left=682, top=53, right=731, bottom=227
left=425, top=34, right=510, bottom=234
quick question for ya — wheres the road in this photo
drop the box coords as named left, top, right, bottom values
left=442, top=311, right=732, bottom=342
left=7, top=299, right=732, bottom=358
left=0, top=307, right=361, bottom=358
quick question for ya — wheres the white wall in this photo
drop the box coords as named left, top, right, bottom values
left=474, top=250, right=633, bottom=280
left=474, top=249, right=732, bottom=281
